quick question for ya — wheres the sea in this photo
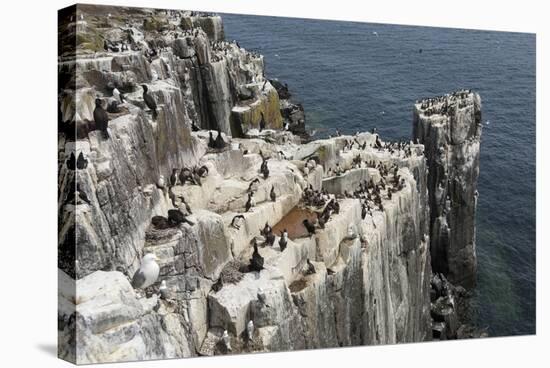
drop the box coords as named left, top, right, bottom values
left=223, top=13, right=536, bottom=337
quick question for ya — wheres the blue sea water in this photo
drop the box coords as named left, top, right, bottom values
left=223, top=14, right=536, bottom=337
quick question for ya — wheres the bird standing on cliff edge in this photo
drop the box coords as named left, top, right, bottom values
left=131, top=253, right=160, bottom=290
left=93, top=98, right=110, bottom=139
left=259, top=112, right=266, bottom=132
left=142, top=84, right=158, bottom=120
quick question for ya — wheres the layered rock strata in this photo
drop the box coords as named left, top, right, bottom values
left=413, top=92, right=482, bottom=288
left=58, top=4, right=480, bottom=364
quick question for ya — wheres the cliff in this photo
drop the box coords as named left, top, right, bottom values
left=413, top=92, right=482, bottom=288
left=58, top=4, right=479, bottom=364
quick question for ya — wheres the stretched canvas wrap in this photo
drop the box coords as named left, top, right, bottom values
left=58, top=3, right=536, bottom=365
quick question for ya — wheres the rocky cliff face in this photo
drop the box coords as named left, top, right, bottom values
left=413, top=92, right=482, bottom=288
left=58, top=4, right=478, bottom=365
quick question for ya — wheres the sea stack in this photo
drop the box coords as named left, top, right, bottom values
left=412, top=90, right=482, bottom=288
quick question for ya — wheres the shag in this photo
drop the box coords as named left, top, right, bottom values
left=214, top=129, right=226, bottom=149
left=270, top=186, right=276, bottom=202
left=93, top=98, right=110, bottom=139
left=142, top=84, right=158, bottom=120
left=66, top=152, right=76, bottom=170
left=302, top=219, right=316, bottom=237
left=245, top=192, right=254, bottom=212
left=259, top=112, right=266, bottom=132
left=305, top=258, right=316, bottom=275
left=249, top=241, right=264, bottom=272
left=76, top=152, right=88, bottom=170
left=169, top=168, right=178, bottom=187
left=279, top=229, right=288, bottom=251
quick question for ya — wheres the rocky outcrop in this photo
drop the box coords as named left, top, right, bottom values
left=413, top=91, right=482, bottom=288
left=58, top=4, right=481, bottom=364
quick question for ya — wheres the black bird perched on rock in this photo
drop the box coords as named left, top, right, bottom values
left=141, top=84, right=158, bottom=120
left=270, top=186, right=276, bottom=202
left=93, top=98, right=110, bottom=139
left=168, top=209, right=195, bottom=226
left=179, top=167, right=192, bottom=186
left=362, top=204, right=368, bottom=220
left=259, top=112, right=266, bottom=132
left=249, top=241, right=264, bottom=272
left=265, top=230, right=275, bottom=247
left=261, top=222, right=272, bottom=236
left=76, top=152, right=88, bottom=170
left=66, top=152, right=76, bottom=170
left=375, top=135, right=383, bottom=150
left=303, top=219, right=316, bottom=237
left=208, top=131, right=216, bottom=149
left=214, top=129, right=226, bottom=149
left=230, top=214, right=245, bottom=230
left=169, top=168, right=178, bottom=187
left=317, top=214, right=326, bottom=229
left=191, top=120, right=200, bottom=132
left=177, top=195, right=193, bottom=215
left=151, top=215, right=172, bottom=230
left=260, top=160, right=269, bottom=179
left=212, top=277, right=223, bottom=292
left=279, top=229, right=288, bottom=251
left=305, top=258, right=316, bottom=275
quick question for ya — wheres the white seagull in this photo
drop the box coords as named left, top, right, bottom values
left=131, top=253, right=160, bottom=289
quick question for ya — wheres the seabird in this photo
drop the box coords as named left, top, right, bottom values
left=191, top=120, right=200, bottom=132
left=212, top=277, right=223, bottom=292
left=66, top=152, right=76, bottom=170
left=375, top=135, right=383, bottom=149
left=259, top=112, right=266, bottom=132
left=156, top=175, right=166, bottom=190
left=169, top=168, right=178, bottom=187
left=305, top=258, right=316, bottom=275
left=93, top=98, right=110, bottom=139
left=159, top=280, right=169, bottom=299
left=261, top=222, right=272, bottom=236
left=245, top=192, right=255, bottom=212
left=302, top=219, right=316, bottom=237
left=248, top=178, right=260, bottom=192
left=168, top=209, right=195, bottom=226
left=247, top=320, right=254, bottom=341
left=249, top=241, right=264, bottom=272
left=179, top=167, right=192, bottom=186
left=265, top=230, right=275, bottom=247
left=279, top=229, right=288, bottom=251
left=197, top=165, right=209, bottom=177
left=230, top=214, right=245, bottom=229
left=131, top=253, right=160, bottom=290
left=222, top=330, right=231, bottom=351
left=214, top=129, right=226, bottom=149
left=141, top=84, right=158, bottom=120
left=261, top=162, right=269, bottom=179
left=257, top=287, right=269, bottom=307
left=177, top=196, right=193, bottom=215
left=113, top=88, right=124, bottom=103
left=151, top=215, right=172, bottom=229
left=208, top=131, right=216, bottom=148
left=270, top=186, right=276, bottom=202
left=76, top=152, right=88, bottom=170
